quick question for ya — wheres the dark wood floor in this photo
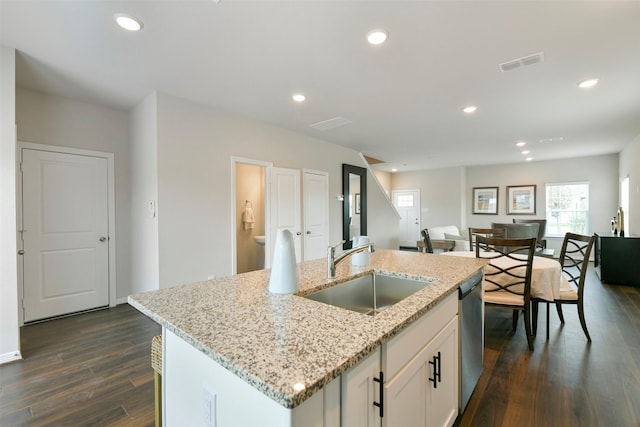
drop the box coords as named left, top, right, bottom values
left=460, top=265, right=640, bottom=427
left=1, top=265, right=639, bottom=426
left=0, top=304, right=161, bottom=426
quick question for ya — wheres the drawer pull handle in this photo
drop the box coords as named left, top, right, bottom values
left=373, top=371, right=384, bottom=417
left=428, top=351, right=442, bottom=388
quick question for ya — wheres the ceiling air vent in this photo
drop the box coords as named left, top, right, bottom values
left=309, top=116, right=352, bottom=131
left=499, top=51, right=544, bottom=72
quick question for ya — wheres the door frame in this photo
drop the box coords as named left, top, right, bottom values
left=17, top=142, right=117, bottom=325
left=230, top=156, right=272, bottom=275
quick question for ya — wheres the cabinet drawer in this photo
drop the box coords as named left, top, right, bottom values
left=384, top=292, right=457, bottom=379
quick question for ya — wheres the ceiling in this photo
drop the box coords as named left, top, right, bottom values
left=2, top=0, right=640, bottom=172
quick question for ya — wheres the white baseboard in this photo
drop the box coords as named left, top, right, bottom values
left=0, top=350, right=23, bottom=365
left=116, top=297, right=129, bottom=305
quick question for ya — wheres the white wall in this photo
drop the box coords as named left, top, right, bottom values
left=465, top=154, right=619, bottom=253
left=15, top=87, right=132, bottom=300
left=153, top=92, right=398, bottom=288
left=465, top=154, right=619, bottom=230
left=129, top=92, right=159, bottom=295
left=389, top=155, right=619, bottom=254
left=391, top=166, right=466, bottom=230
left=0, top=46, right=21, bottom=363
left=619, top=132, right=640, bottom=235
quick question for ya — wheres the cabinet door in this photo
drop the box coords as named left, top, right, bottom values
left=342, top=348, right=382, bottom=427
left=384, top=317, right=459, bottom=427
left=425, top=318, right=459, bottom=427
left=384, top=346, right=430, bottom=426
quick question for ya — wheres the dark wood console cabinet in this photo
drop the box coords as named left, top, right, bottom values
left=594, top=232, right=640, bottom=286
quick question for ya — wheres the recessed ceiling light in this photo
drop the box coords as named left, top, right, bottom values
left=463, top=106, right=477, bottom=114
left=516, top=141, right=527, bottom=147
left=367, top=30, right=388, bottom=45
left=292, top=94, right=306, bottom=102
left=521, top=150, right=530, bottom=155
left=525, top=157, right=533, bottom=162
left=578, top=78, right=599, bottom=89
left=391, top=168, right=397, bottom=172
left=114, top=13, right=143, bottom=31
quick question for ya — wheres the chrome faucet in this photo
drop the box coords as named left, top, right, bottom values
left=327, top=240, right=375, bottom=279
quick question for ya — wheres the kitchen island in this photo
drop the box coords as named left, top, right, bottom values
left=129, top=249, right=486, bottom=426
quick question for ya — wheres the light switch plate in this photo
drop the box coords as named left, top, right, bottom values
left=147, top=200, right=156, bottom=218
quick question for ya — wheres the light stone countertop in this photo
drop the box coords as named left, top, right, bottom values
left=128, top=249, right=486, bottom=409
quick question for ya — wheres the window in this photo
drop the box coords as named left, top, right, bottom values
left=397, top=194, right=414, bottom=208
left=545, top=182, right=589, bottom=236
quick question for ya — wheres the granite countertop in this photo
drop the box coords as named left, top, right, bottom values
left=128, top=249, right=486, bottom=409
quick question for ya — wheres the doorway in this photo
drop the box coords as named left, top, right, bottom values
left=19, top=143, right=116, bottom=323
left=232, top=158, right=270, bottom=275
left=392, top=189, right=421, bottom=248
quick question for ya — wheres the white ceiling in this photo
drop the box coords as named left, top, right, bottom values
left=2, top=0, right=640, bottom=171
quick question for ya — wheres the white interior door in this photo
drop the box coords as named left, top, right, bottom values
left=303, top=170, right=329, bottom=261
left=393, top=189, right=421, bottom=248
left=21, top=148, right=109, bottom=322
left=269, top=167, right=302, bottom=264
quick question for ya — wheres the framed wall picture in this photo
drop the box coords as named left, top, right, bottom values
left=472, top=187, right=499, bottom=215
left=355, top=193, right=361, bottom=214
left=507, top=185, right=536, bottom=215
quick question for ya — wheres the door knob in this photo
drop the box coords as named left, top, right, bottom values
left=296, top=232, right=302, bottom=236
left=18, top=250, right=24, bottom=255
left=306, top=230, right=311, bottom=234
left=99, top=237, right=107, bottom=242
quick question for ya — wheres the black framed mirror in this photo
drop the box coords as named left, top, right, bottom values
left=342, top=164, right=367, bottom=250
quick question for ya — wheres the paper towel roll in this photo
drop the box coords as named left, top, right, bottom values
left=352, top=235, right=370, bottom=266
left=269, top=229, right=300, bottom=294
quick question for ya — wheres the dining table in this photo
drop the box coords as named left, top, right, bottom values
left=440, top=250, right=565, bottom=301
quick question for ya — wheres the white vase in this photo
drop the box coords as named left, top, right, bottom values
left=269, top=229, right=300, bottom=294
left=351, top=235, right=371, bottom=266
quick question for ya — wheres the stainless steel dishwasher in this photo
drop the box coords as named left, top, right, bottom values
left=458, top=270, right=484, bottom=413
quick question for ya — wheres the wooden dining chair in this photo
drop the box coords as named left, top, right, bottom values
left=420, top=228, right=434, bottom=253
left=513, top=218, right=547, bottom=249
left=468, top=227, right=506, bottom=251
left=476, top=236, right=537, bottom=350
left=532, top=232, right=595, bottom=341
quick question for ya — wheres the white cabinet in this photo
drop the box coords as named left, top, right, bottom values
left=385, top=318, right=458, bottom=427
left=384, top=293, right=459, bottom=427
left=341, top=347, right=382, bottom=427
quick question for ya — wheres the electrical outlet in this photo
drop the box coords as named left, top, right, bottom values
left=202, top=386, right=216, bottom=427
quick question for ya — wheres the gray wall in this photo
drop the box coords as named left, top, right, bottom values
left=465, top=154, right=619, bottom=231
left=391, top=166, right=466, bottom=230
left=154, top=92, right=399, bottom=287
left=16, top=87, right=132, bottom=301
left=388, top=154, right=620, bottom=255
left=0, top=46, right=19, bottom=361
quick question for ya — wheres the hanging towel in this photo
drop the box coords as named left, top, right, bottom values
left=242, top=204, right=255, bottom=230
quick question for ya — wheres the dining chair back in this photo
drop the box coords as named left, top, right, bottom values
left=513, top=219, right=547, bottom=249
left=532, top=232, right=595, bottom=340
left=468, top=227, right=506, bottom=251
left=420, top=228, right=434, bottom=254
left=476, top=236, right=537, bottom=350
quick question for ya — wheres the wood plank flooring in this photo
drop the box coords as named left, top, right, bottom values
left=0, top=304, right=160, bottom=426
left=1, top=265, right=639, bottom=426
left=460, top=265, right=640, bottom=426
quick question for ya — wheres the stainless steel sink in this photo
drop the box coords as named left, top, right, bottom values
left=303, top=273, right=434, bottom=315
